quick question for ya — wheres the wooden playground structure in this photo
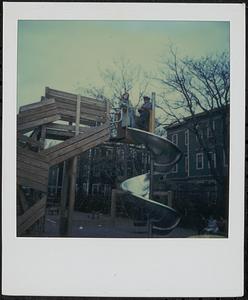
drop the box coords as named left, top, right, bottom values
left=17, top=86, right=170, bottom=237
left=17, top=87, right=110, bottom=236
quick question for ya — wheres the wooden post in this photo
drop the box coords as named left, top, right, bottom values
left=59, top=160, right=69, bottom=235
left=149, top=152, right=154, bottom=200
left=149, top=92, right=156, bottom=133
left=66, top=94, right=81, bottom=236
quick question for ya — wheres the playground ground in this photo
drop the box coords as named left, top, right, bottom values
left=40, top=210, right=198, bottom=238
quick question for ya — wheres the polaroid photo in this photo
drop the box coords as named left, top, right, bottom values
left=2, top=2, right=245, bottom=298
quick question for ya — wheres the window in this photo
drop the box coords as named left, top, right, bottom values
left=196, top=129, right=203, bottom=142
left=196, top=153, right=204, bottom=169
left=207, top=120, right=215, bottom=138
left=185, top=155, right=189, bottom=174
left=171, top=163, right=178, bottom=173
left=103, top=184, right=110, bottom=196
left=92, top=183, right=100, bottom=195
left=82, top=183, right=89, bottom=193
left=185, top=130, right=189, bottom=145
left=208, top=152, right=216, bottom=168
left=172, top=134, right=178, bottom=145
left=93, top=166, right=100, bottom=176
left=106, top=148, right=113, bottom=158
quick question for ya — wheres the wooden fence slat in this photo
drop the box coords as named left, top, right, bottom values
left=18, top=196, right=46, bottom=226
left=44, top=122, right=86, bottom=132
left=17, top=153, right=49, bottom=170
left=19, top=98, right=55, bottom=113
left=17, top=114, right=61, bottom=132
left=18, top=106, right=58, bottom=123
left=59, top=115, right=98, bottom=127
left=45, top=129, right=75, bottom=140
left=17, top=196, right=47, bottom=235
left=42, top=125, right=105, bottom=155
left=17, top=168, right=48, bottom=185
left=17, top=146, right=48, bottom=163
left=58, top=108, right=105, bottom=123
left=17, top=161, right=48, bottom=178
left=46, top=87, right=106, bottom=109
left=43, top=126, right=109, bottom=161
left=18, top=207, right=45, bottom=235
left=50, top=132, right=109, bottom=166
left=55, top=100, right=106, bottom=117
left=18, top=102, right=57, bottom=119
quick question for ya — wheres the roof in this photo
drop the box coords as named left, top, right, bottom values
left=165, top=105, right=229, bottom=130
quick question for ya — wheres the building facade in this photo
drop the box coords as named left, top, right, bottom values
left=163, top=107, right=229, bottom=223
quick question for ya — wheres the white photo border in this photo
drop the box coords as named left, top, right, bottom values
left=2, top=2, right=245, bottom=297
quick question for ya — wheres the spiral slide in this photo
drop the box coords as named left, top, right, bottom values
left=121, top=127, right=182, bottom=235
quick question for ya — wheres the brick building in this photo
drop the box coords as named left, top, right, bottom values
left=161, top=107, right=229, bottom=223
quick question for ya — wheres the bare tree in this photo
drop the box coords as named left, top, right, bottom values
left=75, top=57, right=151, bottom=109
left=156, top=48, right=230, bottom=186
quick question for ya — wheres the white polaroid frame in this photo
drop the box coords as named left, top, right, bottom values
left=2, top=2, right=245, bottom=297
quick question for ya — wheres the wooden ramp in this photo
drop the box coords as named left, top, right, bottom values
left=17, top=87, right=110, bottom=236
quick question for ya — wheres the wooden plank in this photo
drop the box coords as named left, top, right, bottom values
left=18, top=106, right=58, bottom=124
left=17, top=146, right=48, bottom=163
left=42, top=125, right=103, bottom=155
left=55, top=100, right=106, bottom=117
left=17, top=114, right=61, bottom=132
left=18, top=102, right=57, bottom=119
left=19, top=98, right=55, bottom=113
left=17, top=196, right=47, bottom=235
left=17, top=153, right=49, bottom=170
left=45, top=129, right=75, bottom=140
left=50, top=132, right=109, bottom=166
left=46, top=87, right=106, bottom=109
left=58, top=108, right=105, bottom=123
left=149, top=92, right=156, bottom=133
left=18, top=207, right=45, bottom=235
left=44, top=123, right=87, bottom=132
left=17, top=176, right=47, bottom=192
left=59, top=115, right=98, bottom=127
left=43, top=125, right=109, bottom=160
left=17, top=168, right=48, bottom=185
left=18, top=196, right=46, bottom=226
left=17, top=161, right=48, bottom=178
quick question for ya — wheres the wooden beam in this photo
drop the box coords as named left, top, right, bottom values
left=17, top=161, right=48, bottom=178
left=149, top=92, right=156, bottom=133
left=17, top=114, right=61, bottom=132
left=18, top=107, right=58, bottom=124
left=42, top=123, right=109, bottom=158
left=17, top=196, right=46, bottom=235
left=47, top=130, right=109, bottom=166
left=19, top=98, right=55, bottom=113
left=45, top=87, right=106, bottom=110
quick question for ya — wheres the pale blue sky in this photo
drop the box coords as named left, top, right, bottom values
left=17, top=20, right=229, bottom=108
